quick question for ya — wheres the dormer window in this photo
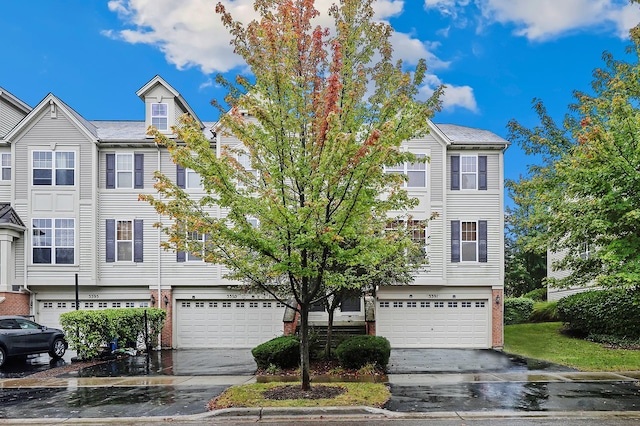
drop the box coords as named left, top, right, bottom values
left=151, top=103, right=168, bottom=131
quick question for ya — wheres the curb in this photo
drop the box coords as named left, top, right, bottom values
left=2, top=408, right=640, bottom=424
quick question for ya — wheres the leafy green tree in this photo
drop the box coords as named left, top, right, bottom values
left=142, top=0, right=441, bottom=390
left=507, top=18, right=640, bottom=291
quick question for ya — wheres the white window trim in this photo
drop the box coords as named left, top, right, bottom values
left=460, top=220, right=478, bottom=262
left=115, top=153, right=133, bottom=189
left=116, top=220, right=134, bottom=262
left=384, top=154, right=427, bottom=188
left=32, top=218, right=75, bottom=265
left=185, top=168, right=204, bottom=190
left=460, top=155, right=477, bottom=190
left=1, top=153, right=11, bottom=181
left=151, top=103, right=169, bottom=131
left=32, top=150, right=76, bottom=186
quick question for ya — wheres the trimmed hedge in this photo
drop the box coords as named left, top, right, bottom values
left=60, top=308, right=166, bottom=360
left=252, top=335, right=300, bottom=369
left=504, top=297, right=534, bottom=325
left=557, top=289, right=640, bottom=339
left=335, top=335, right=391, bottom=370
left=522, top=287, right=547, bottom=302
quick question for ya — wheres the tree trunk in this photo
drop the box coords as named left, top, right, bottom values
left=325, top=308, right=334, bottom=358
left=299, top=301, right=311, bottom=390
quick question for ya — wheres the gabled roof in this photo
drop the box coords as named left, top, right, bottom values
left=0, top=86, right=32, bottom=115
left=4, top=93, right=99, bottom=143
left=435, top=123, right=509, bottom=149
left=0, top=203, right=26, bottom=232
left=136, top=75, right=204, bottom=129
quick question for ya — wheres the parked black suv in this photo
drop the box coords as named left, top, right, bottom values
left=0, top=316, right=67, bottom=367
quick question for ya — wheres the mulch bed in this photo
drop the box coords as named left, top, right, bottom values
left=263, top=384, right=346, bottom=400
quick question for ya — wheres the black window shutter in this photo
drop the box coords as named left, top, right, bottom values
left=134, top=219, right=143, bottom=262
left=106, top=219, right=115, bottom=262
left=478, top=220, right=488, bottom=262
left=176, top=164, right=185, bottom=188
left=177, top=250, right=186, bottom=263
left=478, top=156, right=487, bottom=190
left=451, top=220, right=460, bottom=263
left=134, top=153, right=144, bottom=189
left=451, top=155, right=460, bottom=190
left=106, top=154, right=115, bottom=189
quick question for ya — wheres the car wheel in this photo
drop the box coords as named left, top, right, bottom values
left=49, top=338, right=66, bottom=359
left=0, top=347, right=5, bottom=368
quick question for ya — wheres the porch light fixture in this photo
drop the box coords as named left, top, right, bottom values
left=163, top=295, right=169, bottom=307
left=495, top=295, right=501, bottom=305
left=150, top=294, right=156, bottom=307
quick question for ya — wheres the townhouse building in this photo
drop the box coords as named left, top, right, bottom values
left=0, top=76, right=507, bottom=349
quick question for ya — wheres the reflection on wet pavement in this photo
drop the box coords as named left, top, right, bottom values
left=384, top=381, right=640, bottom=412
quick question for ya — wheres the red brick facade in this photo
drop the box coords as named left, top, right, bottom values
left=0, top=292, right=30, bottom=316
left=492, top=288, right=504, bottom=348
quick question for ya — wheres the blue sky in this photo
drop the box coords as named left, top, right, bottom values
left=1, top=0, right=639, bottom=189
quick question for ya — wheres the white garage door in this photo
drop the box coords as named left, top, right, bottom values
left=175, top=300, right=286, bottom=348
left=376, top=299, right=490, bottom=348
left=38, top=300, right=150, bottom=331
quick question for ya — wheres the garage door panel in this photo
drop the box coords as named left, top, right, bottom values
left=376, top=299, right=490, bottom=348
left=176, top=300, right=284, bottom=348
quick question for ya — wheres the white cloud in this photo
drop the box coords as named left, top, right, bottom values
left=425, top=0, right=639, bottom=41
left=420, top=74, right=478, bottom=113
left=106, top=0, right=445, bottom=75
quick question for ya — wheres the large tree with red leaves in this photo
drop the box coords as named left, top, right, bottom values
left=143, top=0, right=440, bottom=389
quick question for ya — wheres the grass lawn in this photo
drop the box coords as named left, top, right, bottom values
left=504, top=322, right=640, bottom=371
left=209, top=382, right=390, bottom=410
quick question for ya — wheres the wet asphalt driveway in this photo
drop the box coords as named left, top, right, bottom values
left=1, top=348, right=640, bottom=420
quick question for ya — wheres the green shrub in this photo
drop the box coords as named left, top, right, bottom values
left=335, top=335, right=390, bottom=370
left=60, top=308, right=166, bottom=360
left=529, top=301, right=559, bottom=323
left=522, top=288, right=547, bottom=302
left=557, top=289, right=640, bottom=339
left=252, top=335, right=300, bottom=369
left=504, top=297, right=534, bottom=325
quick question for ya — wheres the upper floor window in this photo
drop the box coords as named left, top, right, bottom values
left=579, top=242, right=592, bottom=260
left=106, top=219, right=143, bottom=263
left=106, top=153, right=144, bottom=189
left=33, top=151, right=75, bottom=186
left=187, top=231, right=206, bottom=261
left=451, top=220, right=487, bottom=263
left=386, top=219, right=427, bottom=262
left=237, top=152, right=258, bottom=187
left=451, top=155, right=487, bottom=191
left=1, top=153, right=10, bottom=181
left=151, top=103, right=168, bottom=131
left=32, top=218, right=75, bottom=264
left=385, top=154, right=426, bottom=187
left=176, top=164, right=203, bottom=189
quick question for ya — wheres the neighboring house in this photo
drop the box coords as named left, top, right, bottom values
left=547, top=245, right=597, bottom=301
left=0, top=76, right=508, bottom=349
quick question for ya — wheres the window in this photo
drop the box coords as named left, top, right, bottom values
left=237, top=152, right=258, bottom=186
left=451, top=155, right=487, bottom=190
left=461, top=221, right=477, bottom=262
left=151, top=103, right=168, bottom=130
left=117, top=154, right=133, bottom=188
left=387, top=220, right=427, bottom=261
left=340, top=294, right=361, bottom=312
left=579, top=242, right=592, bottom=259
left=385, top=154, right=426, bottom=187
left=186, top=168, right=202, bottom=189
left=1, top=153, right=10, bottom=181
left=32, top=151, right=75, bottom=186
left=106, top=153, right=144, bottom=189
left=451, top=220, right=487, bottom=263
left=112, top=302, right=121, bottom=308
left=187, top=231, right=206, bottom=261
left=32, top=218, right=75, bottom=264
left=461, top=156, right=477, bottom=189
left=105, top=219, right=143, bottom=263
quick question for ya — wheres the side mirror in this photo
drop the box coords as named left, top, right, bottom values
left=41, top=325, right=48, bottom=331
